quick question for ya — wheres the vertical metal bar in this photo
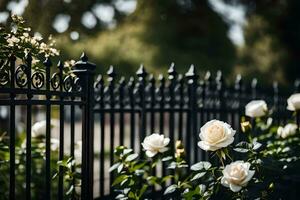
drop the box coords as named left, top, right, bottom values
left=9, top=55, right=16, bottom=200
left=178, top=75, right=184, bottom=141
left=185, top=65, right=198, bottom=165
left=128, top=77, right=136, bottom=150
left=136, top=65, right=148, bottom=156
left=234, top=74, right=242, bottom=142
left=158, top=75, right=166, bottom=176
left=149, top=75, right=156, bottom=180
left=70, top=85, right=75, bottom=199
left=97, top=75, right=105, bottom=197
left=149, top=75, right=155, bottom=134
left=25, top=53, right=32, bottom=200
left=107, top=66, right=116, bottom=194
left=57, top=61, right=64, bottom=200
left=119, top=77, right=125, bottom=146
left=168, top=63, right=177, bottom=153
left=44, top=58, right=52, bottom=200
left=200, top=80, right=206, bottom=160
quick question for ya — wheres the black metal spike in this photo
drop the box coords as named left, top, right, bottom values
left=136, top=64, right=148, bottom=78
left=43, top=57, right=52, bottom=67
left=25, top=52, right=32, bottom=62
left=205, top=71, right=212, bottom=83
left=57, top=60, right=64, bottom=70
left=251, top=78, right=257, bottom=89
left=294, top=79, right=300, bottom=92
left=119, top=76, right=126, bottom=86
left=80, top=52, right=88, bottom=62
left=107, top=65, right=116, bottom=78
left=216, top=70, right=223, bottom=84
left=185, top=64, right=197, bottom=78
left=235, top=74, right=242, bottom=90
left=168, top=63, right=177, bottom=80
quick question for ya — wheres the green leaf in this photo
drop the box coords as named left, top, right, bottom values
left=128, top=191, right=135, bottom=199
left=253, top=141, right=262, bottom=150
left=162, top=156, right=173, bottom=162
left=66, top=185, right=74, bottom=195
left=199, top=184, right=206, bottom=195
left=139, top=184, right=148, bottom=198
left=190, top=161, right=211, bottom=171
left=233, top=148, right=249, bottom=153
left=117, top=163, right=124, bottom=173
left=109, top=162, right=121, bottom=172
left=162, top=175, right=174, bottom=183
left=123, top=148, right=133, bottom=155
left=167, top=162, right=177, bottom=169
left=125, top=153, right=138, bottom=162
left=191, top=172, right=206, bottom=181
left=131, top=162, right=147, bottom=171
left=112, top=175, right=128, bottom=186
left=164, top=184, right=177, bottom=195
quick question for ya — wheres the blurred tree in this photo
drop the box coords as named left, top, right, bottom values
left=55, top=0, right=236, bottom=76
left=232, top=0, right=300, bottom=84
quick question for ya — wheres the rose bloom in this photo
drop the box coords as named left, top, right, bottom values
left=245, top=100, right=268, bottom=118
left=287, top=93, right=300, bottom=111
left=221, top=161, right=255, bottom=192
left=32, top=120, right=58, bottom=137
left=141, top=133, right=170, bottom=157
left=198, top=120, right=236, bottom=151
left=277, top=123, right=298, bottom=139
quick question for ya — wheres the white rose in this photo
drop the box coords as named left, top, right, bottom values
left=32, top=120, right=58, bottom=137
left=141, top=133, right=170, bottom=157
left=287, top=93, right=300, bottom=111
left=277, top=123, right=298, bottom=138
left=221, top=161, right=255, bottom=192
left=198, top=120, right=236, bottom=151
left=245, top=100, right=268, bottom=118
left=50, top=138, right=60, bottom=151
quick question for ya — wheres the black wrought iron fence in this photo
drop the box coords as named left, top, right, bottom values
left=0, top=52, right=299, bottom=200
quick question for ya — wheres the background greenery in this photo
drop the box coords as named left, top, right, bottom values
left=1, top=0, right=299, bottom=85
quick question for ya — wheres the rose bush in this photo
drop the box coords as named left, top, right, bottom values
left=111, top=96, right=300, bottom=200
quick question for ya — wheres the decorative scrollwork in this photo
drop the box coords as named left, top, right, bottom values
left=0, top=66, right=9, bottom=86
left=15, top=64, right=28, bottom=88
left=73, top=77, right=82, bottom=92
left=51, top=72, right=60, bottom=90
left=63, top=75, right=73, bottom=92
left=31, top=71, right=45, bottom=89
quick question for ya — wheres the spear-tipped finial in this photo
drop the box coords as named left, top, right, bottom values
left=251, top=78, right=258, bottom=89
left=57, top=60, right=64, bottom=70
left=168, top=62, right=177, bottom=77
left=80, top=52, right=88, bottom=62
left=216, top=70, right=223, bottom=83
left=43, top=57, right=52, bottom=67
left=185, top=64, right=197, bottom=78
left=136, top=64, right=148, bottom=78
left=205, top=71, right=212, bottom=82
left=295, top=79, right=300, bottom=92
left=25, top=51, right=32, bottom=62
left=107, top=65, right=116, bottom=77
left=119, top=76, right=126, bottom=86
left=149, top=74, right=155, bottom=84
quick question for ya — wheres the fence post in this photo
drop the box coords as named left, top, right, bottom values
left=73, top=53, right=96, bottom=200
left=185, top=65, right=199, bottom=164
left=216, top=70, right=226, bottom=121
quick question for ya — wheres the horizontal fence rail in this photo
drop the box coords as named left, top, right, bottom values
left=0, top=52, right=299, bottom=199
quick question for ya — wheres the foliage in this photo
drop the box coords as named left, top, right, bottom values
left=0, top=15, right=59, bottom=70
left=0, top=130, right=80, bottom=199
left=111, top=105, right=300, bottom=199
